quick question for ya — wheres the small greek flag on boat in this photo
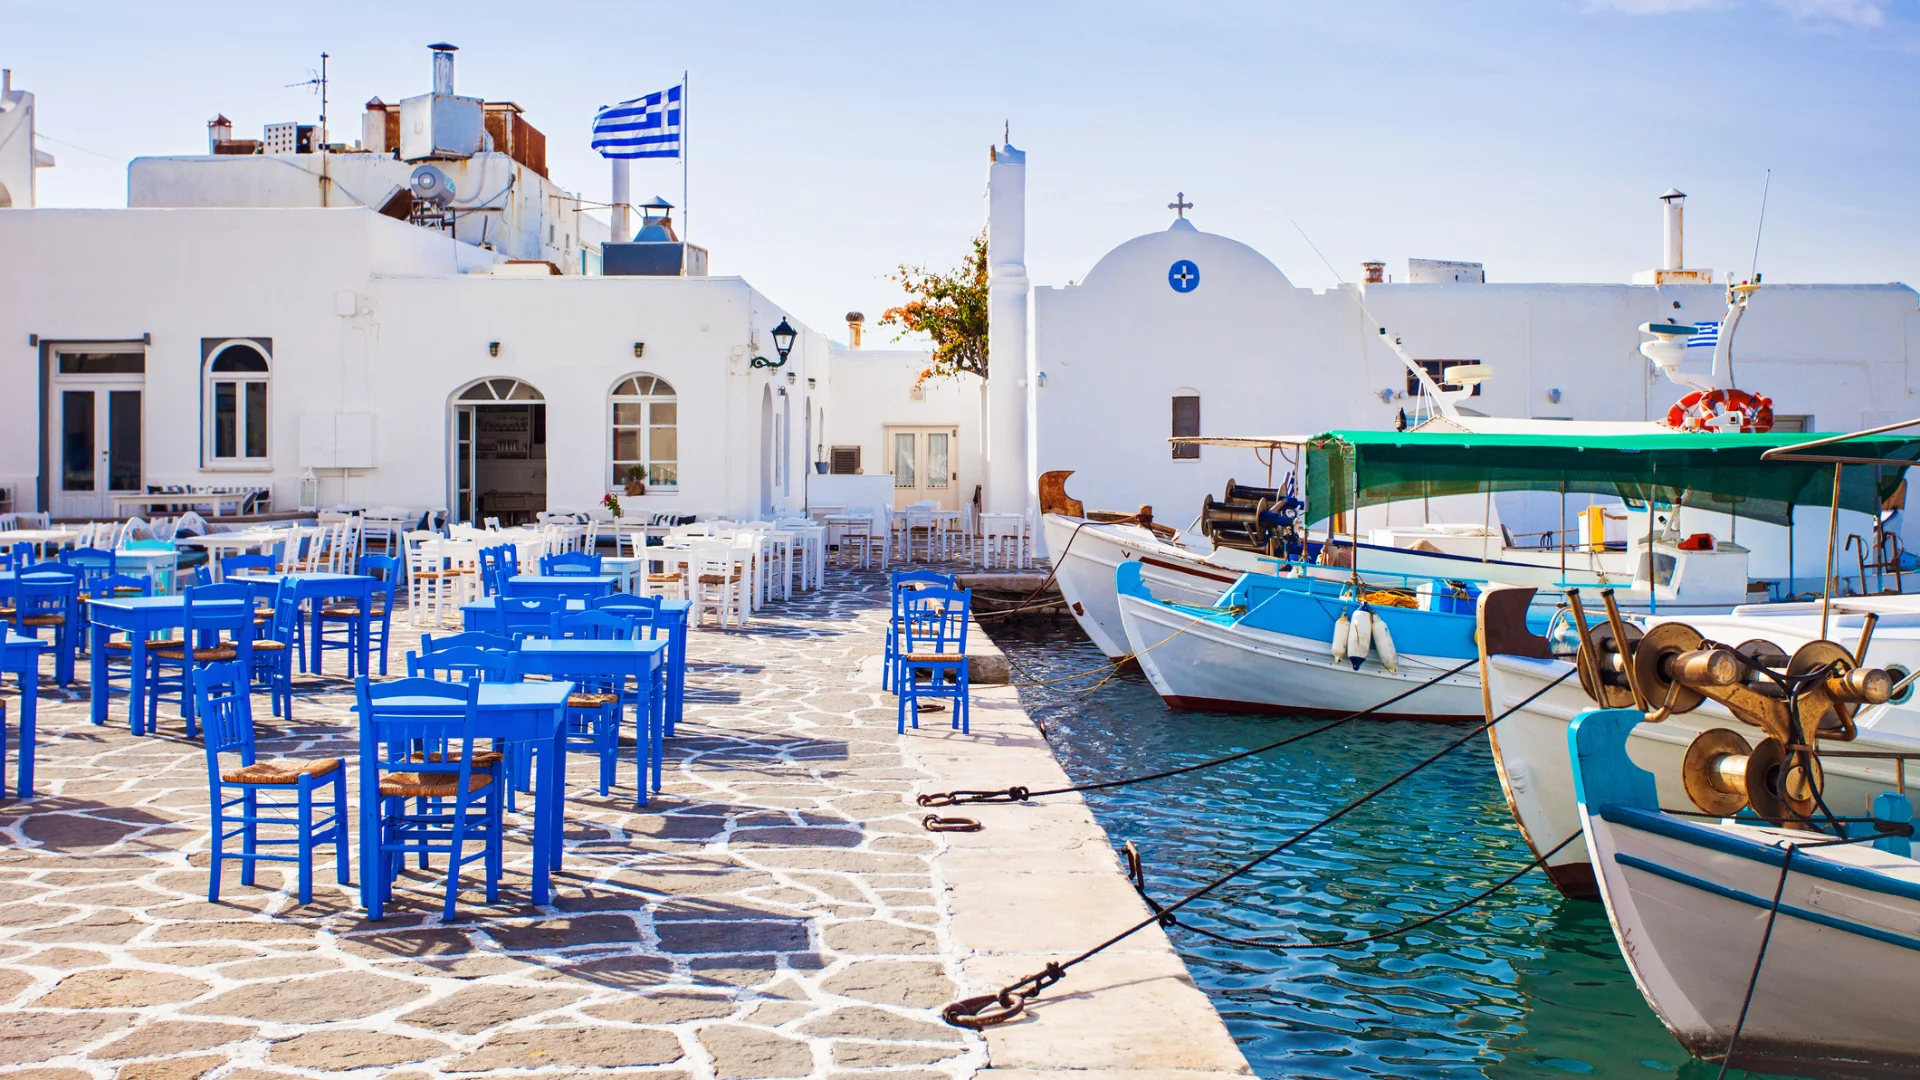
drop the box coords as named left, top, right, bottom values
left=592, top=85, right=682, bottom=159
left=1687, top=320, right=1720, bottom=349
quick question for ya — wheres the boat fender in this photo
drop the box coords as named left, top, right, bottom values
left=1331, top=613, right=1350, bottom=666
left=1373, top=612, right=1399, bottom=674
left=1348, top=607, right=1373, bottom=671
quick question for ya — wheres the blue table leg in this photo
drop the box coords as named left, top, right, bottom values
left=308, top=598, right=323, bottom=674
left=357, top=586, right=372, bottom=678
left=651, top=662, right=666, bottom=794
left=359, top=735, right=380, bottom=918
left=16, top=668, right=35, bottom=799
left=667, top=619, right=686, bottom=736
left=129, top=638, right=149, bottom=737
left=89, top=624, right=109, bottom=725
left=531, top=717, right=562, bottom=903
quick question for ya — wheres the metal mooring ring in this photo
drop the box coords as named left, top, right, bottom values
left=922, top=814, right=983, bottom=833
left=943, top=992, right=1024, bottom=1029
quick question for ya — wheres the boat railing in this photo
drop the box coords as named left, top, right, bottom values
left=1817, top=749, right=1920, bottom=795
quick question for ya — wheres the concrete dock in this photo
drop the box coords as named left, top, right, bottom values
left=0, top=570, right=1248, bottom=1080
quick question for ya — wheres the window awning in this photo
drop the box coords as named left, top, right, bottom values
left=1303, top=429, right=1920, bottom=526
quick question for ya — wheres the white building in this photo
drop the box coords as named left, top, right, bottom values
left=977, top=141, right=1920, bottom=569
left=0, top=69, right=55, bottom=209
left=0, top=47, right=871, bottom=525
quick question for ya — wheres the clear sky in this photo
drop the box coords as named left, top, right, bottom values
left=10, top=0, right=1918, bottom=343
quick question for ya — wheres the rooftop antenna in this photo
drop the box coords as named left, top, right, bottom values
left=1749, top=167, right=1771, bottom=282
left=285, top=51, right=330, bottom=146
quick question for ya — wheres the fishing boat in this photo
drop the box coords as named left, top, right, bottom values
left=1569, top=702, right=1920, bottom=1078
left=1479, top=425, right=1920, bottom=897
left=1114, top=428, right=1766, bottom=718
left=1115, top=557, right=1485, bottom=719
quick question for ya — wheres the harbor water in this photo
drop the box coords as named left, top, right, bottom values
left=992, top=623, right=1803, bottom=1080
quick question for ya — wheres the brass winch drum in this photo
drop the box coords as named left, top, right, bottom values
left=1682, top=727, right=1754, bottom=817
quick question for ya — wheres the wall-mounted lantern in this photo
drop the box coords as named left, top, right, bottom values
left=751, top=317, right=798, bottom=369
left=488, top=341, right=500, bottom=357
left=634, top=342, right=646, bottom=358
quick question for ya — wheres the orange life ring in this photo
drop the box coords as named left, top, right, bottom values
left=1664, top=388, right=1774, bottom=433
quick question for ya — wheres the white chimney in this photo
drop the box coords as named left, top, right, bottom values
left=1660, top=187, right=1685, bottom=271
left=429, top=42, right=458, bottom=96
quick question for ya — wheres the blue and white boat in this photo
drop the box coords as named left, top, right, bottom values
left=1115, top=559, right=1486, bottom=720
left=1570, top=705, right=1920, bottom=1078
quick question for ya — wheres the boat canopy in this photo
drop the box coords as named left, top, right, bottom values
left=1303, top=429, right=1920, bottom=526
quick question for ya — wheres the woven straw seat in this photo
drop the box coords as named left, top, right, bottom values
left=409, top=749, right=505, bottom=768
left=568, top=692, right=621, bottom=709
left=250, top=639, right=288, bottom=651
left=0, top=606, right=13, bottom=619
left=19, top=613, right=65, bottom=627
left=150, top=645, right=238, bottom=662
left=698, top=573, right=741, bottom=585
left=647, top=573, right=682, bottom=583
left=903, top=651, right=967, bottom=663
left=102, top=637, right=182, bottom=652
left=379, top=771, right=494, bottom=798
left=222, top=757, right=342, bottom=786
left=321, top=604, right=384, bottom=618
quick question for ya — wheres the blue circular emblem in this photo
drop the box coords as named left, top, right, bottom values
left=1168, top=259, right=1200, bottom=293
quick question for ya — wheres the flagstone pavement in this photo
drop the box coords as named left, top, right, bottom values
left=0, top=569, right=1249, bottom=1080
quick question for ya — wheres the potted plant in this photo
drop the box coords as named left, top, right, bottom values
left=623, top=465, right=647, bottom=496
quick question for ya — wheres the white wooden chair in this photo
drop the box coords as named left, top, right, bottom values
left=688, top=539, right=747, bottom=629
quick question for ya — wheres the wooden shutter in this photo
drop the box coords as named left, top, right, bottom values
left=1171, top=396, right=1200, bottom=459
left=830, top=446, right=862, bottom=474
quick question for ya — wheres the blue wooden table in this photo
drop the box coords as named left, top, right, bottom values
left=231, top=572, right=374, bottom=676
left=2, top=632, right=49, bottom=798
left=354, top=680, right=573, bottom=913
left=85, top=596, right=253, bottom=734
left=462, top=598, right=690, bottom=735
left=518, top=638, right=669, bottom=806
left=506, top=574, right=618, bottom=602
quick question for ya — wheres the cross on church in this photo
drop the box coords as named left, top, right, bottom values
left=1168, top=192, right=1193, bottom=219
left=1171, top=263, right=1198, bottom=289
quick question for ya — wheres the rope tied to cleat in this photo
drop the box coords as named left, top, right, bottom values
left=938, top=666, right=1577, bottom=1029
left=917, top=657, right=1478, bottom=818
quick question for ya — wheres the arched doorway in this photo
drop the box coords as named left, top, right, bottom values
left=451, top=377, right=545, bottom=524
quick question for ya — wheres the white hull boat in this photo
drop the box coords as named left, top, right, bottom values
left=1481, top=586, right=1920, bottom=898
left=1571, top=706, right=1920, bottom=1078
left=1114, top=561, right=1484, bottom=720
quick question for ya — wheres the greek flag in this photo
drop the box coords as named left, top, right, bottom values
left=1687, top=320, right=1720, bottom=349
left=592, top=85, right=681, bottom=159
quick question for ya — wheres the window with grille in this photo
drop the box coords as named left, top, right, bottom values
left=610, top=374, right=678, bottom=489
left=830, top=446, right=862, bottom=475
left=1407, top=360, right=1482, bottom=398
left=205, top=342, right=270, bottom=462
left=1171, top=393, right=1200, bottom=460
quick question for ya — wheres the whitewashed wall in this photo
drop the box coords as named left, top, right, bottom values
left=819, top=348, right=979, bottom=508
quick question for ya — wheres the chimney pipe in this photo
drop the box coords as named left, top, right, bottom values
left=428, top=42, right=458, bottom=96
left=846, top=311, right=865, bottom=349
left=1659, top=188, right=1686, bottom=271
left=1362, top=261, right=1385, bottom=285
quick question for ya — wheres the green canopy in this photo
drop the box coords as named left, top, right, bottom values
left=1305, top=429, right=1920, bottom=526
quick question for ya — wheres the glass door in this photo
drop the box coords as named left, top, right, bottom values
left=454, top=405, right=476, bottom=522
left=56, top=384, right=142, bottom=518
left=887, top=427, right=960, bottom=511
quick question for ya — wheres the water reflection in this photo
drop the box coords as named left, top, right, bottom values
left=993, top=623, right=1802, bottom=1080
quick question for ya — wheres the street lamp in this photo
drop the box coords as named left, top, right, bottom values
left=751, top=317, right=799, bottom=369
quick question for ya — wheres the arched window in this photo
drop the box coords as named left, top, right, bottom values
left=610, top=374, right=677, bottom=489
left=206, top=342, right=270, bottom=461
left=458, top=377, right=544, bottom=402
left=1171, top=388, right=1200, bottom=460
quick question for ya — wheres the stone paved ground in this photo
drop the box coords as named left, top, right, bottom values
left=0, top=568, right=1248, bottom=1080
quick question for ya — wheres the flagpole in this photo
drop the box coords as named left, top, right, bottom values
left=680, top=70, right=689, bottom=244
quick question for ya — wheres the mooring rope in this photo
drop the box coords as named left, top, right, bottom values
left=1125, top=834, right=1579, bottom=951
left=917, top=657, right=1479, bottom=810
left=939, top=666, right=1576, bottom=1029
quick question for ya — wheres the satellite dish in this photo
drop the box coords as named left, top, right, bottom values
left=409, top=164, right=455, bottom=206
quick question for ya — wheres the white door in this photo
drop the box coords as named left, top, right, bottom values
left=54, top=381, right=143, bottom=519
left=888, top=426, right=959, bottom=511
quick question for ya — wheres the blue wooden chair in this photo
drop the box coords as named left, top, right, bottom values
left=478, top=545, right=518, bottom=597
left=592, top=593, right=664, bottom=639
left=250, top=579, right=300, bottom=718
left=199, top=661, right=347, bottom=905
left=319, top=553, right=399, bottom=676
left=0, top=541, right=29, bottom=571
left=885, top=570, right=958, bottom=692
left=221, top=552, right=279, bottom=578
left=191, top=564, right=213, bottom=588
left=146, top=583, right=254, bottom=737
left=495, top=596, right=565, bottom=638
left=89, top=573, right=154, bottom=700
left=540, top=611, right=633, bottom=796
left=895, top=586, right=973, bottom=734
left=421, top=631, right=518, bottom=654
left=60, top=546, right=118, bottom=589
left=355, top=676, right=503, bottom=922
left=407, top=645, right=517, bottom=809
left=540, top=551, right=603, bottom=576
left=9, top=566, right=81, bottom=687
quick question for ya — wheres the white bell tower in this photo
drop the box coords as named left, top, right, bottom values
left=0, top=70, right=56, bottom=209
left=984, top=139, right=1030, bottom=515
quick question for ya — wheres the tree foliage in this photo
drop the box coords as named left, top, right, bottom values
left=880, top=229, right=990, bottom=385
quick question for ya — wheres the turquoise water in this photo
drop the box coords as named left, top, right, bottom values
left=992, top=625, right=1804, bottom=1080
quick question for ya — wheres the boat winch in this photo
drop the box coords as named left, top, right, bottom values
left=1564, top=590, right=1893, bottom=825
left=1198, top=477, right=1302, bottom=555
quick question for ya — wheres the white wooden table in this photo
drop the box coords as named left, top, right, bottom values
left=175, top=529, right=291, bottom=579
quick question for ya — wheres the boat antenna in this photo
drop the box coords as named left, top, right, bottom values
left=1291, top=219, right=1456, bottom=420
left=1749, top=168, right=1771, bottom=282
